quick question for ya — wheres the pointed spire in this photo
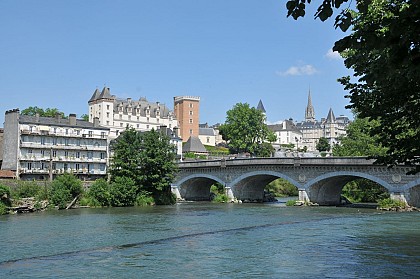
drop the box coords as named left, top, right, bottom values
left=88, top=88, right=101, bottom=103
left=99, top=86, right=112, bottom=99
left=257, top=99, right=266, bottom=113
left=305, top=88, right=315, bottom=121
left=326, top=108, right=336, bottom=123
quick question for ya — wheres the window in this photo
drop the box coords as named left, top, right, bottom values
left=189, top=129, right=193, bottom=135
left=87, top=152, right=93, bottom=159
left=65, top=151, right=69, bottom=157
left=107, top=105, right=110, bottom=110
left=100, top=152, right=106, bottom=159
left=65, top=139, right=69, bottom=146
left=65, top=129, right=69, bottom=135
left=41, top=150, right=45, bottom=156
left=100, top=164, right=105, bottom=171
left=207, top=137, right=210, bottom=143
left=76, top=152, right=80, bottom=158
left=64, top=163, right=68, bottom=170
left=146, top=125, right=149, bottom=129
left=107, top=121, right=110, bottom=125
left=189, top=103, right=193, bottom=108
left=53, top=150, right=57, bottom=157
left=137, top=124, right=139, bottom=128
left=52, top=163, right=56, bottom=170
left=76, top=130, right=80, bottom=135
left=107, top=112, right=110, bottom=118
left=101, top=132, right=106, bottom=138
left=41, top=137, right=45, bottom=145
left=28, top=149, right=33, bottom=154
left=120, top=123, right=123, bottom=127
left=189, top=111, right=193, bottom=115
left=27, top=162, right=32, bottom=170
left=88, top=131, right=93, bottom=137
left=76, top=139, right=81, bottom=146
left=75, top=163, right=80, bottom=170
left=189, top=119, right=193, bottom=124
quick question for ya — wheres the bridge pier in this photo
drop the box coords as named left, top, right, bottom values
left=171, top=185, right=182, bottom=200
left=225, top=186, right=235, bottom=202
left=298, top=189, right=309, bottom=203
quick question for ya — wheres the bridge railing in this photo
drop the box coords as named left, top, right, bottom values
left=177, top=157, right=376, bottom=168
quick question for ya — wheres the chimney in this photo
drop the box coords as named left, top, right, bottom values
left=69, top=114, right=76, bottom=126
left=93, top=117, right=99, bottom=127
left=55, top=113, right=62, bottom=122
left=35, top=112, right=40, bottom=123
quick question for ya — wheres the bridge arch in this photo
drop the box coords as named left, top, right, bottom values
left=229, top=170, right=302, bottom=202
left=175, top=173, right=226, bottom=201
left=304, top=171, right=392, bottom=205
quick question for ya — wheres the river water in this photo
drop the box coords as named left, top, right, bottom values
left=1, top=200, right=419, bottom=278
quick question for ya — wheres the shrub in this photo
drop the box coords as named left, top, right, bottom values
left=212, top=194, right=228, bottom=203
left=0, top=202, right=8, bottom=215
left=13, top=181, right=41, bottom=198
left=50, top=173, right=83, bottom=209
left=0, top=184, right=11, bottom=207
left=286, top=200, right=297, bottom=206
left=153, top=191, right=176, bottom=205
left=88, top=179, right=111, bottom=206
left=135, top=192, right=155, bottom=206
left=378, top=198, right=407, bottom=209
left=109, top=177, right=137, bottom=207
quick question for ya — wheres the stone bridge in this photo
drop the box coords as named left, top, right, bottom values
left=171, top=157, right=420, bottom=207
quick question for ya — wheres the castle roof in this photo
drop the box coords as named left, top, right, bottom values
left=326, top=108, right=336, bottom=123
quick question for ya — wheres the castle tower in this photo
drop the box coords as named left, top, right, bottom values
left=305, top=89, right=315, bottom=122
left=88, top=87, right=115, bottom=127
left=174, top=96, right=200, bottom=142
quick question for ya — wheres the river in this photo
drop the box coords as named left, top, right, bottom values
left=1, top=200, right=419, bottom=278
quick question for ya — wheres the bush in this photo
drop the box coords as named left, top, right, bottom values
left=286, top=200, right=298, bottom=206
left=135, top=192, right=155, bottom=206
left=0, top=202, right=8, bottom=215
left=212, top=194, right=228, bottom=203
left=0, top=184, right=11, bottom=207
left=153, top=191, right=176, bottom=205
left=12, top=181, right=42, bottom=198
left=109, top=177, right=137, bottom=207
left=50, top=173, right=83, bottom=209
left=378, top=198, right=407, bottom=209
left=88, top=179, right=111, bottom=207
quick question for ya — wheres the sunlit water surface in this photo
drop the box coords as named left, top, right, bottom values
left=1, top=199, right=419, bottom=278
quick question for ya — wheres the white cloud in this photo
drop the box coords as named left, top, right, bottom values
left=325, top=49, right=341, bottom=60
left=276, top=64, right=319, bottom=76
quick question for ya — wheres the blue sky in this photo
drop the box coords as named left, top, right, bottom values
left=0, top=0, right=353, bottom=126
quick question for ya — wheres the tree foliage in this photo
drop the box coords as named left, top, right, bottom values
left=287, top=0, right=420, bottom=173
left=50, top=173, right=83, bottom=209
left=21, top=106, right=66, bottom=118
left=219, top=103, right=276, bottom=156
left=316, top=137, right=331, bottom=152
left=333, top=117, right=388, bottom=156
left=109, top=128, right=178, bottom=205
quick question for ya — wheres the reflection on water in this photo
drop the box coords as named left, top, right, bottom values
left=1, top=202, right=419, bottom=278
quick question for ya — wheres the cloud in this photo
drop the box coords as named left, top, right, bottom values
left=276, top=64, right=319, bottom=76
left=325, top=49, right=341, bottom=60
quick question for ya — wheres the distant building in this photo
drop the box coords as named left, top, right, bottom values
left=198, top=123, right=216, bottom=146
left=88, top=87, right=178, bottom=139
left=268, top=119, right=303, bottom=150
left=295, top=91, right=350, bottom=151
left=174, top=96, right=200, bottom=142
left=1, top=109, right=110, bottom=180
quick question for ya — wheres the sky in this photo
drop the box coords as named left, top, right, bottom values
left=0, top=0, right=354, bottom=127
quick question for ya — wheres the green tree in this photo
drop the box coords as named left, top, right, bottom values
left=109, top=177, right=137, bottom=207
left=88, top=179, right=111, bottom=206
left=287, top=0, right=420, bottom=173
left=109, top=128, right=178, bottom=205
left=219, top=103, right=276, bottom=156
left=21, top=106, right=66, bottom=118
left=316, top=137, right=331, bottom=152
left=333, top=117, right=388, bottom=156
left=81, top=114, right=89, bottom=121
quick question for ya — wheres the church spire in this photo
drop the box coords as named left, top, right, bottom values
left=305, top=89, right=315, bottom=122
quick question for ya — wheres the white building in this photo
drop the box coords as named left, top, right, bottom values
left=1, top=109, right=110, bottom=180
left=88, top=87, right=182, bottom=156
left=268, top=119, right=303, bottom=151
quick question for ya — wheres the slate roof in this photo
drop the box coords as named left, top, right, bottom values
left=326, top=108, right=336, bottom=123
left=257, top=100, right=266, bottom=113
left=268, top=120, right=301, bottom=133
left=182, top=136, right=208, bottom=153
left=199, top=127, right=215, bottom=136
left=19, top=115, right=109, bottom=130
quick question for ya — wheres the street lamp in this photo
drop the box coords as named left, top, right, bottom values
left=295, top=137, right=299, bottom=151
